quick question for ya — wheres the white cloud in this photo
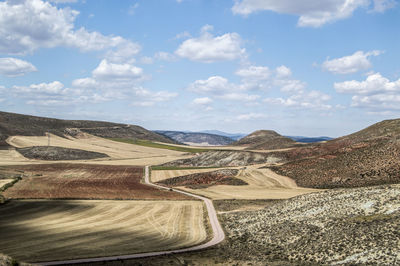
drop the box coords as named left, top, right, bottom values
left=192, top=97, right=213, bottom=105
left=264, top=90, right=332, bottom=110
left=276, top=65, right=292, bottom=78
left=140, top=56, right=154, bottom=65
left=322, top=50, right=382, bottom=74
left=235, top=65, right=271, bottom=80
left=218, top=93, right=260, bottom=102
left=187, top=76, right=231, bottom=94
left=334, top=72, right=400, bottom=94
left=48, top=0, right=78, bottom=3
left=237, top=112, right=267, bottom=121
left=174, top=31, right=191, bottom=40
left=232, top=0, right=394, bottom=27
left=92, top=59, right=144, bottom=81
left=0, top=57, right=37, bottom=77
left=14, top=81, right=65, bottom=94
left=175, top=25, right=246, bottom=63
left=154, top=51, right=176, bottom=61
left=335, top=73, right=400, bottom=110
left=71, top=77, right=97, bottom=89
left=0, top=0, right=140, bottom=59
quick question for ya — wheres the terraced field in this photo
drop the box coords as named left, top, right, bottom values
left=0, top=200, right=208, bottom=263
left=157, top=165, right=320, bottom=200
left=4, top=164, right=189, bottom=200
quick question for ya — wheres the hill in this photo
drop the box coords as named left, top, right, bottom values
left=272, top=118, right=400, bottom=188
left=0, top=111, right=173, bottom=143
left=155, top=130, right=234, bottom=146
left=233, top=130, right=297, bottom=150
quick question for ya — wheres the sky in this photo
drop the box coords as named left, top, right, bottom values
left=0, top=0, right=399, bottom=137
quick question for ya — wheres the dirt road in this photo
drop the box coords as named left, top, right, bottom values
left=38, top=166, right=225, bottom=265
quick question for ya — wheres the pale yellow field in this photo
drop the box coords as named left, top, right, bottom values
left=3, top=134, right=192, bottom=166
left=164, top=165, right=320, bottom=200
left=0, top=200, right=207, bottom=262
left=0, top=179, right=14, bottom=188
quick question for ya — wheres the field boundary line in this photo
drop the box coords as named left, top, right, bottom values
left=38, top=166, right=225, bottom=266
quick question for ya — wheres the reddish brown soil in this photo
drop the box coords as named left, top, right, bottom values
left=3, top=164, right=190, bottom=200
left=157, top=169, right=247, bottom=189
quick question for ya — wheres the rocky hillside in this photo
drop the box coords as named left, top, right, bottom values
left=222, top=184, right=400, bottom=265
left=0, top=111, right=173, bottom=143
left=233, top=130, right=296, bottom=150
left=162, top=150, right=282, bottom=167
left=271, top=118, right=400, bottom=188
left=155, top=130, right=234, bottom=146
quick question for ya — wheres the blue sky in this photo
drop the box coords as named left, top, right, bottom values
left=0, top=0, right=399, bottom=137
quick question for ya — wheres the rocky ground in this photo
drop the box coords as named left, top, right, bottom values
left=221, top=184, right=400, bottom=265
left=16, top=146, right=108, bottom=160
left=162, top=150, right=282, bottom=167
left=156, top=169, right=247, bottom=189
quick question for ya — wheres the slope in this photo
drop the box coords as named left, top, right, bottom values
left=0, top=111, right=173, bottom=143
left=272, top=118, right=400, bottom=188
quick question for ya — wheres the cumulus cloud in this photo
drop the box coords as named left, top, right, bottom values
left=0, top=0, right=140, bottom=60
left=236, top=112, right=267, bottom=121
left=175, top=25, right=246, bottom=63
left=92, top=59, right=144, bottom=81
left=334, top=72, right=400, bottom=94
left=264, top=90, right=332, bottom=110
left=0, top=57, right=37, bottom=77
left=322, top=50, right=382, bottom=74
left=232, top=0, right=394, bottom=27
left=276, top=65, right=292, bottom=78
left=187, top=76, right=231, bottom=94
left=154, top=51, right=176, bottom=62
left=192, top=97, right=213, bottom=105
left=235, top=65, right=271, bottom=80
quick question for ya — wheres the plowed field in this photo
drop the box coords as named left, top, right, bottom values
left=0, top=200, right=207, bottom=262
left=3, top=164, right=190, bottom=200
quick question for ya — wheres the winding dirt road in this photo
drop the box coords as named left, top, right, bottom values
left=38, top=166, right=225, bottom=265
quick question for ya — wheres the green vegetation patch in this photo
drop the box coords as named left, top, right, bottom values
left=109, top=138, right=212, bottom=153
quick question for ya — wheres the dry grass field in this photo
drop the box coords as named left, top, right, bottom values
left=0, top=200, right=208, bottom=262
left=157, top=165, right=320, bottom=200
left=0, top=179, right=14, bottom=188
left=5, top=134, right=192, bottom=166
left=3, top=164, right=190, bottom=200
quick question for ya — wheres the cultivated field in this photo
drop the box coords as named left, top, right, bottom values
left=5, top=134, right=192, bottom=166
left=3, top=164, right=190, bottom=200
left=0, top=200, right=208, bottom=262
left=151, top=168, right=224, bottom=183
left=157, top=165, right=320, bottom=200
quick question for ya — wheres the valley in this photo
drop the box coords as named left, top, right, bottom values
left=0, top=111, right=398, bottom=265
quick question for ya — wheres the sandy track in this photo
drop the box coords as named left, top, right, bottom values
left=0, top=200, right=206, bottom=263
left=166, top=165, right=320, bottom=200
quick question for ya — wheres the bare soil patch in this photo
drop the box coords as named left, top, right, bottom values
left=3, top=164, right=190, bottom=200
left=157, top=169, right=246, bottom=189
left=17, top=146, right=108, bottom=161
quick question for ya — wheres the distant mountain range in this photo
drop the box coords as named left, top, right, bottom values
left=199, top=130, right=246, bottom=141
left=154, top=130, right=235, bottom=146
left=286, top=136, right=333, bottom=143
